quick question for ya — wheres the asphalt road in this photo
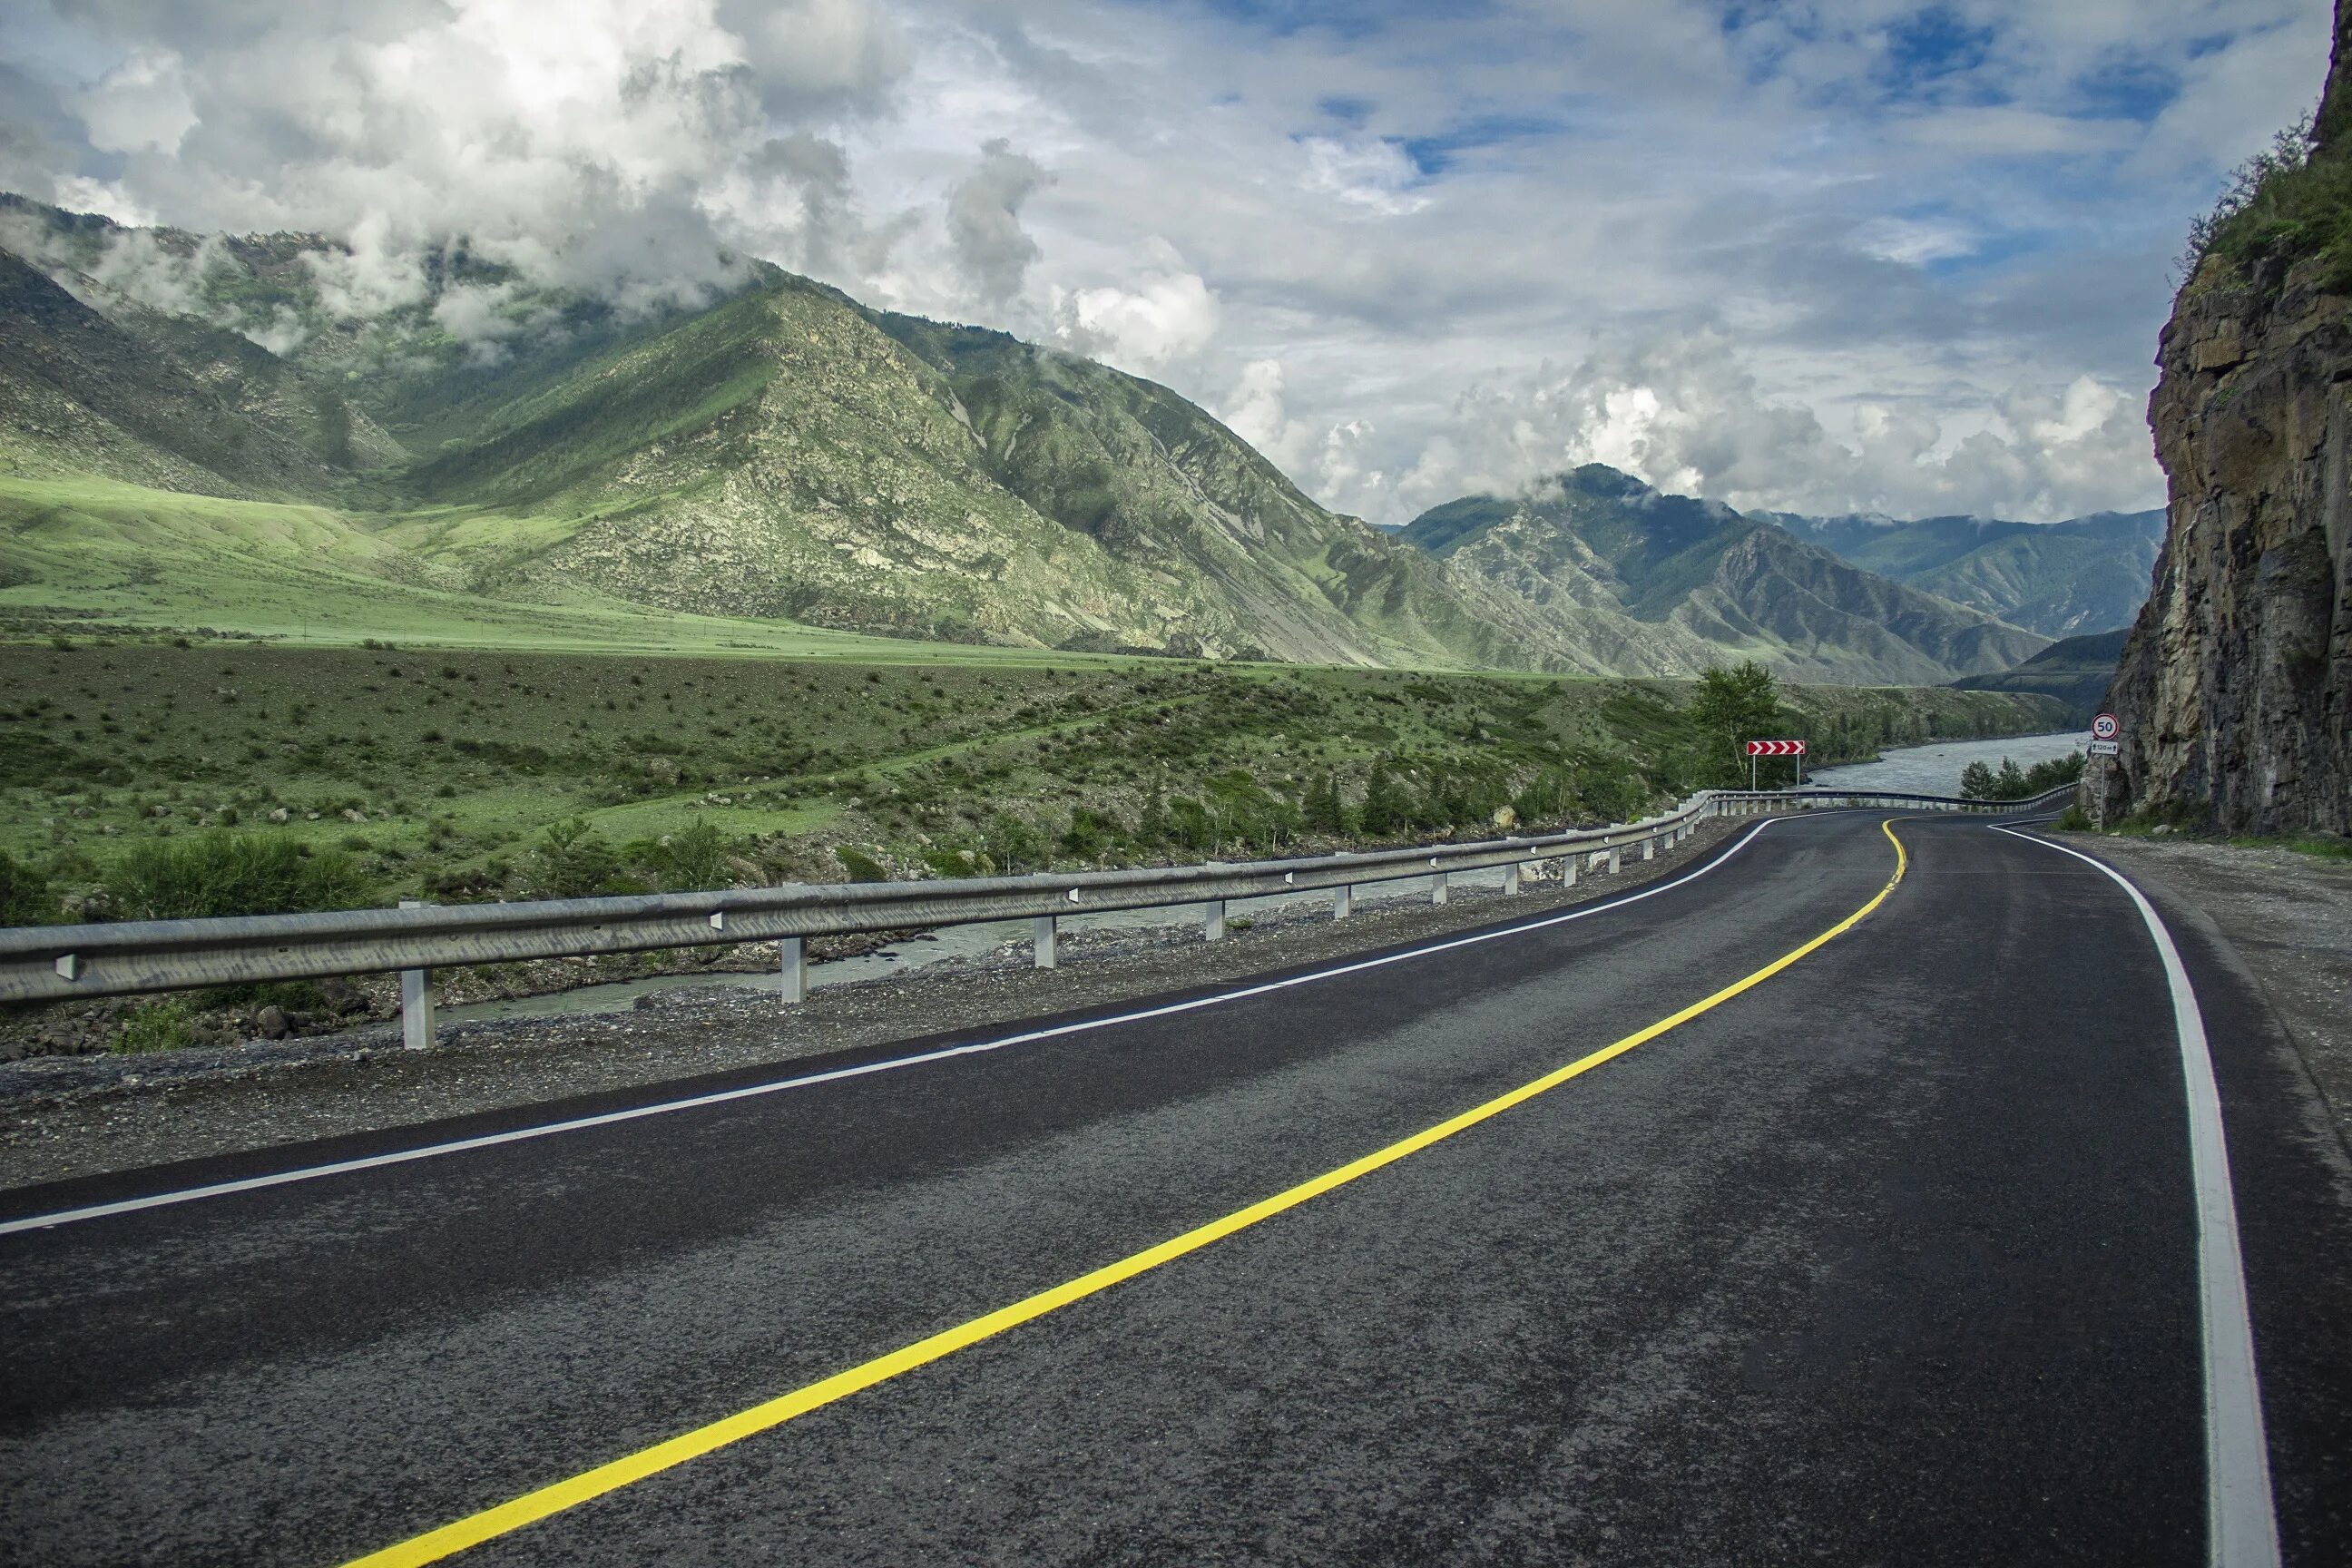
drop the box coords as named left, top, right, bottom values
left=2, top=812, right=2346, bottom=1566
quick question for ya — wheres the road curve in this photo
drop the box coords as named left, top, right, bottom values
left=1, top=813, right=2346, bottom=1566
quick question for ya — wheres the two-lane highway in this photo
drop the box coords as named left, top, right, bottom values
left=2, top=813, right=2346, bottom=1565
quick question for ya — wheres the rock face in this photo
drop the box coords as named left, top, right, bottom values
left=2107, top=14, right=2352, bottom=834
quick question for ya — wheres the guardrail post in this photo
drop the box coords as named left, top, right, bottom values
left=1204, top=899, right=1226, bottom=941
left=1561, top=853, right=1577, bottom=887
left=398, top=898, right=435, bottom=1050
left=1333, top=885, right=1352, bottom=919
left=1642, top=838, right=1656, bottom=861
left=1033, top=916, right=1057, bottom=969
left=1504, top=863, right=1521, bottom=897
left=779, top=936, right=806, bottom=1004
left=1607, top=847, right=1622, bottom=874
left=1431, top=872, right=1448, bottom=906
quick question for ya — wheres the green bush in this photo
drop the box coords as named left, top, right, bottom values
left=2186, top=110, right=2352, bottom=290
left=0, top=850, right=54, bottom=926
left=103, top=832, right=368, bottom=920
left=835, top=845, right=888, bottom=882
left=113, top=1000, right=195, bottom=1054
left=527, top=818, right=630, bottom=897
left=659, top=819, right=732, bottom=889
left=1961, top=751, right=2083, bottom=801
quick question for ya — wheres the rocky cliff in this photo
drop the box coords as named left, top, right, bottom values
left=2105, top=6, right=2352, bottom=834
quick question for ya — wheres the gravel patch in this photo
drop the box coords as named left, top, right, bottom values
left=2084, top=836, right=2352, bottom=1156
left=0, top=824, right=1740, bottom=1193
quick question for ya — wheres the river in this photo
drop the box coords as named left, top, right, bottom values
left=1807, top=730, right=2090, bottom=795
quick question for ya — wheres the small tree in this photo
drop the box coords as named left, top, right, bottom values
left=982, top=811, right=1043, bottom=875
left=1690, top=661, right=1785, bottom=786
left=1360, top=760, right=1416, bottom=838
left=1301, top=772, right=1346, bottom=835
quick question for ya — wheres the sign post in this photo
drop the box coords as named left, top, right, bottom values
left=1746, top=738, right=1807, bottom=790
left=2085, top=713, right=2122, bottom=828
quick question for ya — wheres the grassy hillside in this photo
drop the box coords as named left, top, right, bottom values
left=0, top=639, right=2067, bottom=920
left=0, top=474, right=1149, bottom=662
left=1951, top=628, right=2128, bottom=720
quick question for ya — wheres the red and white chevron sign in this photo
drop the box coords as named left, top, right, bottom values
left=1745, top=739, right=1807, bottom=757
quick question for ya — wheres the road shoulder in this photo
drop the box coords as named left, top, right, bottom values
left=2071, top=834, right=2352, bottom=1161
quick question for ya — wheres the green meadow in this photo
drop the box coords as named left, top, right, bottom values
left=0, top=633, right=2067, bottom=922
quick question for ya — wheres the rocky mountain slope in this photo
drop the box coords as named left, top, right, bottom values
left=2103, top=3, right=2352, bottom=835
left=1768, top=509, right=2165, bottom=637
left=1401, top=466, right=2049, bottom=684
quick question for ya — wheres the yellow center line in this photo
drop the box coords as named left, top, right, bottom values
left=342, top=818, right=1913, bottom=1568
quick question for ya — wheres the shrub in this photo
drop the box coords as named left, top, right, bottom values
left=0, top=851, right=54, bottom=926
left=660, top=819, right=733, bottom=889
left=2182, top=110, right=2352, bottom=289
left=113, top=1000, right=196, bottom=1054
left=103, top=832, right=368, bottom=920
left=835, top=845, right=889, bottom=882
left=528, top=818, right=626, bottom=897
left=982, top=812, right=1044, bottom=874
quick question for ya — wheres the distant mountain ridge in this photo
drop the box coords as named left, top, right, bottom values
left=0, top=193, right=2126, bottom=682
left=1760, top=509, right=2166, bottom=638
left=1399, top=466, right=2051, bottom=685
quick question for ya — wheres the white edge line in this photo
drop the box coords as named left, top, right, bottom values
left=1989, top=825, right=2281, bottom=1568
left=3, top=818, right=1799, bottom=1239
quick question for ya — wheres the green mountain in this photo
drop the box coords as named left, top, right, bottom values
left=1950, top=628, right=2127, bottom=721
left=0, top=194, right=2090, bottom=683
left=1400, top=466, right=2051, bottom=683
left=1760, top=509, right=2166, bottom=637
left=0, top=197, right=1592, bottom=669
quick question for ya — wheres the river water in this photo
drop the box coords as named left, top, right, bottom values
left=448, top=728, right=2089, bottom=1022
left=1806, top=730, right=2090, bottom=795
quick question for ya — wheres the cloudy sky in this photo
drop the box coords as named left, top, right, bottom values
left=0, top=0, right=2332, bottom=523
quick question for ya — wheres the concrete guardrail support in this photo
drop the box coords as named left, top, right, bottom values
left=1033, top=916, right=1057, bottom=970
left=1608, top=847, right=1622, bottom=874
left=1333, top=885, right=1352, bottom=919
left=1504, top=863, right=1521, bottom=897
left=1204, top=899, right=1227, bottom=942
left=1561, top=854, right=1578, bottom=887
left=779, top=936, right=806, bottom=1004
left=1431, top=872, right=1449, bottom=906
left=1642, top=838, right=1656, bottom=861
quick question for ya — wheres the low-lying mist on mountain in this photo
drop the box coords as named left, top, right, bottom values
left=0, top=195, right=2148, bottom=683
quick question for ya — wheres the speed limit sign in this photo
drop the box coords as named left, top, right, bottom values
left=2092, top=712, right=2120, bottom=741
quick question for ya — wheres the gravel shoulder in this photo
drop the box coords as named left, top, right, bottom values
left=2082, top=834, right=2352, bottom=1156
left=0, top=823, right=1742, bottom=1194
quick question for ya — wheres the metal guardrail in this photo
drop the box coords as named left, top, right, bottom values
left=0, top=783, right=2076, bottom=1046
